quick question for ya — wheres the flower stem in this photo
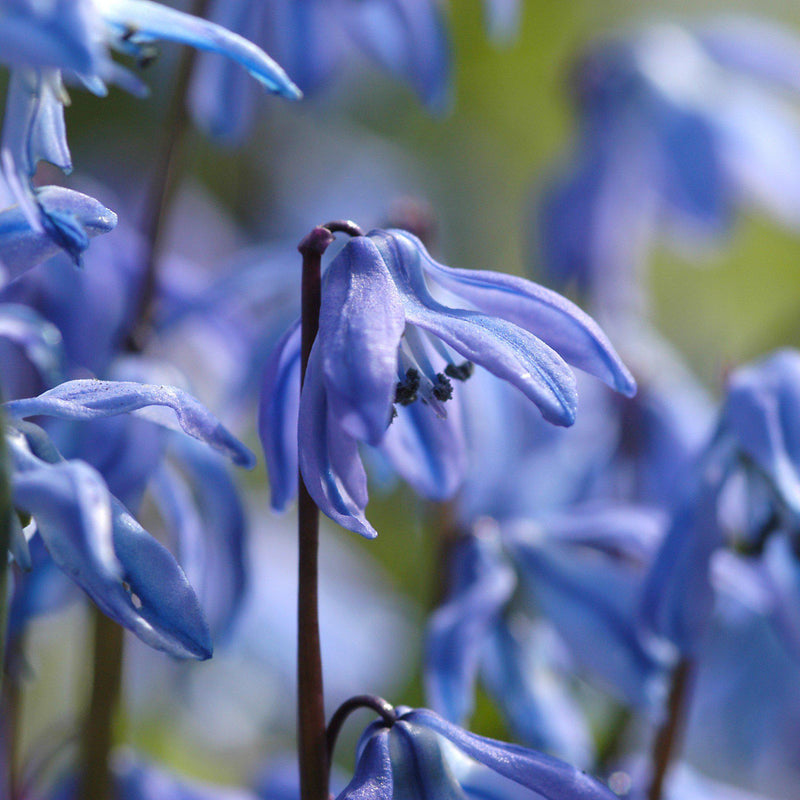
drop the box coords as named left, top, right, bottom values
left=296, top=222, right=362, bottom=800
left=647, top=657, right=693, bottom=800
left=125, top=0, right=211, bottom=353
left=326, top=695, right=397, bottom=764
left=78, top=610, right=124, bottom=800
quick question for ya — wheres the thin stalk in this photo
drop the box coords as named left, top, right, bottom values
left=80, top=2, right=210, bottom=792
left=125, top=0, right=211, bottom=353
left=296, top=222, right=362, bottom=800
left=326, top=695, right=396, bottom=765
left=647, top=658, right=693, bottom=800
left=78, top=611, right=124, bottom=800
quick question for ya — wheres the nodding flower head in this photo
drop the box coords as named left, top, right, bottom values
left=335, top=704, right=618, bottom=800
left=260, top=227, right=635, bottom=539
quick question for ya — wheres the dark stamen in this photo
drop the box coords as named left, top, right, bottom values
left=445, top=361, right=474, bottom=382
left=432, top=373, right=453, bottom=402
left=395, top=368, right=421, bottom=405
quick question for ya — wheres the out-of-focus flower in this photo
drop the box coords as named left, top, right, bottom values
left=190, top=0, right=450, bottom=141
left=338, top=705, right=617, bottom=800
left=4, top=378, right=255, bottom=658
left=642, top=349, right=800, bottom=656
left=0, top=0, right=300, bottom=267
left=537, top=17, right=800, bottom=316
left=260, top=227, right=635, bottom=538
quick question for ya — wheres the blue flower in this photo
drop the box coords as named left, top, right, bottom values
left=4, top=378, right=255, bottom=658
left=260, top=227, right=635, bottom=538
left=190, top=0, right=450, bottom=141
left=0, top=0, right=300, bottom=266
left=338, top=706, right=618, bottom=800
left=641, top=349, right=800, bottom=656
left=537, top=18, right=800, bottom=313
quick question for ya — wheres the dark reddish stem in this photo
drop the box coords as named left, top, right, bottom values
left=647, top=658, right=693, bottom=800
left=326, top=695, right=397, bottom=764
left=296, top=221, right=362, bottom=800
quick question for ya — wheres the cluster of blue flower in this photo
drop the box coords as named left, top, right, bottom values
left=2, top=2, right=800, bottom=800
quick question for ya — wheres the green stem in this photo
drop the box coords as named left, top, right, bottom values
left=78, top=611, right=124, bottom=800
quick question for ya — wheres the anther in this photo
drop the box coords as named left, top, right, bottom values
left=395, top=368, right=421, bottom=405
left=445, top=361, right=474, bottom=382
left=432, top=373, right=453, bottom=402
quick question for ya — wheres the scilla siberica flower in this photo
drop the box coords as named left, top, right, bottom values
left=260, top=228, right=636, bottom=539
left=337, top=705, right=617, bottom=800
left=0, top=0, right=301, bottom=264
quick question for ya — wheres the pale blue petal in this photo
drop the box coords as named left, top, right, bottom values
left=109, top=498, right=212, bottom=660
left=391, top=228, right=636, bottom=396
left=402, top=709, right=618, bottom=800
left=480, top=621, right=594, bottom=767
left=0, top=302, right=65, bottom=386
left=506, top=517, right=668, bottom=707
left=372, top=230, right=578, bottom=426
left=101, top=0, right=302, bottom=99
left=425, top=535, right=516, bottom=724
left=2, top=68, right=71, bottom=178
left=298, top=341, right=376, bottom=538
left=258, top=318, right=301, bottom=512
left=380, top=397, right=466, bottom=501
left=640, top=479, right=724, bottom=655
left=341, top=0, right=451, bottom=112
left=0, top=186, right=117, bottom=281
left=0, top=0, right=102, bottom=73
left=390, top=721, right=467, bottom=800
left=4, top=378, right=256, bottom=468
left=320, top=236, right=405, bottom=444
left=483, top=0, right=521, bottom=43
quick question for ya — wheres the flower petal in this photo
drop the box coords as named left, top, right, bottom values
left=0, top=302, right=65, bottom=386
left=337, top=727, right=393, bottom=800
left=372, top=230, right=578, bottom=426
left=100, top=0, right=302, bottom=99
left=298, top=341, right=376, bottom=538
left=5, top=378, right=255, bottom=468
left=401, top=709, right=618, bottom=800
left=425, top=534, right=516, bottom=725
left=320, top=236, right=405, bottom=445
left=392, top=229, right=636, bottom=397
left=258, top=318, right=301, bottom=512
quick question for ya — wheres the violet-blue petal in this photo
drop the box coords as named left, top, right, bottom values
left=320, top=236, right=405, bottom=444
left=4, top=378, right=256, bottom=468
left=0, top=302, right=64, bottom=386
left=158, top=436, right=247, bottom=639
left=0, top=0, right=102, bottom=73
left=425, top=534, right=516, bottom=724
left=341, top=0, right=451, bottom=112
left=401, top=709, right=618, bottom=800
left=337, top=727, right=393, bottom=800
left=100, top=0, right=302, bottom=100
left=0, top=186, right=117, bottom=282
left=390, top=721, right=466, bottom=800
left=719, top=349, right=800, bottom=515
left=298, top=341, right=376, bottom=538
left=480, top=621, right=594, bottom=767
left=379, top=397, right=466, bottom=501
left=372, top=230, right=578, bottom=425
left=395, top=228, right=635, bottom=397
left=258, top=318, right=301, bottom=512
left=505, top=518, right=667, bottom=707
left=640, top=478, right=724, bottom=655
left=110, top=498, right=212, bottom=660
left=11, top=458, right=120, bottom=590
left=2, top=68, right=71, bottom=178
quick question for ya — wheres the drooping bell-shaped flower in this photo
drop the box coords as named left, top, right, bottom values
left=260, top=227, right=635, bottom=538
left=337, top=705, right=618, bottom=800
